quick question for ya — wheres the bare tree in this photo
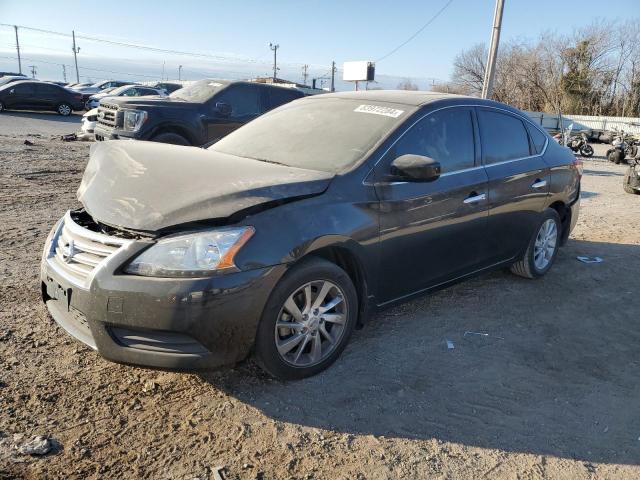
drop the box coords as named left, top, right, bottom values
left=397, top=79, right=419, bottom=90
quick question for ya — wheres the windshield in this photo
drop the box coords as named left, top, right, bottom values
left=210, top=97, right=414, bottom=173
left=169, top=79, right=228, bottom=102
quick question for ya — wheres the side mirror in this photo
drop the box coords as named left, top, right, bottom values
left=215, top=101, right=232, bottom=116
left=390, top=154, right=441, bottom=182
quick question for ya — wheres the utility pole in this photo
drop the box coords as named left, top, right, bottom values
left=481, top=0, right=505, bottom=99
left=61, top=64, right=67, bottom=82
left=330, top=61, right=336, bottom=92
left=301, top=64, right=308, bottom=86
left=29, top=65, right=37, bottom=78
left=178, top=65, right=182, bottom=81
left=269, top=43, right=279, bottom=81
left=14, top=26, right=22, bottom=75
left=162, top=61, right=165, bottom=81
left=72, top=30, right=80, bottom=83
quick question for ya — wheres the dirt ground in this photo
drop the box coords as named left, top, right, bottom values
left=1, top=131, right=639, bottom=480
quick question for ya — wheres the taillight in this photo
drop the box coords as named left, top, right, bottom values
left=572, top=157, right=583, bottom=178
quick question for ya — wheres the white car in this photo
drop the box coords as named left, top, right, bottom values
left=80, top=108, right=98, bottom=138
left=85, top=85, right=167, bottom=110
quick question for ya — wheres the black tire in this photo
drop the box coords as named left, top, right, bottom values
left=510, top=209, right=562, bottom=279
left=254, top=257, right=358, bottom=380
left=0, top=101, right=4, bottom=113
left=608, top=150, right=624, bottom=164
left=151, top=132, right=190, bottom=146
left=580, top=144, right=594, bottom=157
left=623, top=169, right=640, bottom=194
left=56, top=103, right=72, bottom=116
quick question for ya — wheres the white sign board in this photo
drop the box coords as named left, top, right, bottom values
left=343, top=61, right=375, bottom=82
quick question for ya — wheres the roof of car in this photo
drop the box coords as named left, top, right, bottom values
left=313, top=90, right=474, bottom=106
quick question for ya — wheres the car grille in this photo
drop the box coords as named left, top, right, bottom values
left=97, top=102, right=119, bottom=128
left=46, top=211, right=132, bottom=288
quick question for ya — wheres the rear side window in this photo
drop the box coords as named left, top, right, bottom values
left=35, top=84, right=59, bottom=95
left=267, top=88, right=301, bottom=110
left=478, top=110, right=531, bottom=164
left=527, top=124, right=547, bottom=154
left=390, top=107, right=475, bottom=173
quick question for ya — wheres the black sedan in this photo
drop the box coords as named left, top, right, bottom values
left=40, top=91, right=581, bottom=379
left=0, top=80, right=84, bottom=115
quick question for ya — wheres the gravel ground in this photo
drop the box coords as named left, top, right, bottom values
left=1, top=133, right=639, bottom=480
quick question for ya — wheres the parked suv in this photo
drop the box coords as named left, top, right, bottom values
left=42, top=91, right=581, bottom=379
left=93, top=79, right=305, bottom=146
left=0, top=80, right=84, bottom=115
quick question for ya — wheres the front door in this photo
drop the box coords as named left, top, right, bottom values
left=375, top=107, right=490, bottom=303
left=6, top=83, right=36, bottom=110
left=476, top=108, right=550, bottom=263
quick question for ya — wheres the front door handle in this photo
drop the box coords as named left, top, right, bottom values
left=463, top=193, right=486, bottom=204
left=531, top=179, right=547, bottom=189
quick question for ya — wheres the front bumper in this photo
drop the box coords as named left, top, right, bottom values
left=41, top=212, right=285, bottom=370
left=94, top=125, right=136, bottom=141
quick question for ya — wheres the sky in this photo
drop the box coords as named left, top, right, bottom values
left=0, top=0, right=636, bottom=89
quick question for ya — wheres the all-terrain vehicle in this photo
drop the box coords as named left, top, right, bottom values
left=623, top=157, right=640, bottom=194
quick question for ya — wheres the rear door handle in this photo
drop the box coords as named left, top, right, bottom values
left=463, top=193, right=486, bottom=204
left=531, top=179, right=547, bottom=189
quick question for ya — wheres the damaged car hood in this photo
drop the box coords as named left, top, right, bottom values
left=77, top=141, right=334, bottom=231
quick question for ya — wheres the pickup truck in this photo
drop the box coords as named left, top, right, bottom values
left=93, top=79, right=305, bottom=146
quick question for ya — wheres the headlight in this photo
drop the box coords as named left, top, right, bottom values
left=124, top=227, right=254, bottom=277
left=122, top=109, right=148, bottom=132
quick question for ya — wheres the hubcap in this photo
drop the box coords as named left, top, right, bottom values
left=533, top=219, right=558, bottom=271
left=275, top=280, right=347, bottom=367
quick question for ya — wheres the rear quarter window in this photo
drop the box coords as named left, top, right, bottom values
left=526, top=124, right=548, bottom=154
left=478, top=109, right=531, bottom=164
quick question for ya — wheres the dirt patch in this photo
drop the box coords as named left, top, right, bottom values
left=1, top=136, right=639, bottom=479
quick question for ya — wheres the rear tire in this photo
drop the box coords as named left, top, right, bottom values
left=254, top=257, right=358, bottom=380
left=151, top=132, right=190, bottom=146
left=56, top=103, right=72, bottom=116
left=510, top=209, right=561, bottom=279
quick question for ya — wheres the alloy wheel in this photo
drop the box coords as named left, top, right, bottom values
left=274, top=280, right=348, bottom=367
left=58, top=104, right=71, bottom=116
left=533, top=219, right=558, bottom=271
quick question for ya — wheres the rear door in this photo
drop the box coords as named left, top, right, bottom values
left=205, top=84, right=262, bottom=141
left=375, top=106, right=490, bottom=302
left=34, top=83, right=61, bottom=110
left=477, top=108, right=550, bottom=262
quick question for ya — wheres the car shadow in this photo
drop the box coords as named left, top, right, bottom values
left=580, top=191, right=599, bottom=199
left=583, top=169, right=624, bottom=177
left=199, top=239, right=640, bottom=466
left=1, top=110, right=82, bottom=123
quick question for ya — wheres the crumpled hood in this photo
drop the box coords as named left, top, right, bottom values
left=77, top=141, right=334, bottom=232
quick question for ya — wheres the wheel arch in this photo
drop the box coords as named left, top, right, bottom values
left=148, top=123, right=196, bottom=145
left=300, top=239, right=372, bottom=327
left=547, top=200, right=570, bottom=245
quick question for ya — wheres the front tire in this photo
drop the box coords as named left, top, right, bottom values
left=0, top=101, right=5, bottom=113
left=580, top=144, right=594, bottom=157
left=510, top=209, right=561, bottom=279
left=57, top=103, right=72, bottom=116
left=255, top=257, right=358, bottom=380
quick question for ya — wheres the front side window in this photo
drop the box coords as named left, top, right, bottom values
left=215, top=85, right=261, bottom=117
left=14, top=84, right=35, bottom=95
left=389, top=107, right=476, bottom=173
left=478, top=110, right=531, bottom=164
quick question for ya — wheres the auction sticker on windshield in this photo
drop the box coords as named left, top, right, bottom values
left=354, top=104, right=404, bottom=118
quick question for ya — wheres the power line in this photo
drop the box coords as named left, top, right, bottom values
left=375, top=0, right=454, bottom=62
left=0, top=23, right=324, bottom=69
